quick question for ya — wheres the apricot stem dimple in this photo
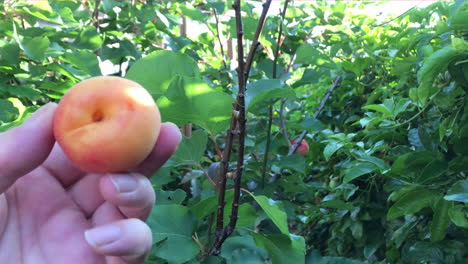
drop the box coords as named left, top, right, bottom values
left=92, top=110, right=104, bottom=122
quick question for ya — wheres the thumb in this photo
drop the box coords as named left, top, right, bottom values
left=0, top=103, right=57, bottom=194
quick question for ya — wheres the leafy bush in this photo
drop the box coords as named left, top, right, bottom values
left=1, top=0, right=467, bottom=263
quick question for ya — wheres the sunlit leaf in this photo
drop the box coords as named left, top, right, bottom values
left=444, top=180, right=468, bottom=202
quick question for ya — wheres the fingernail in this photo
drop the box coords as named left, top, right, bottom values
left=85, top=224, right=121, bottom=248
left=109, top=174, right=138, bottom=193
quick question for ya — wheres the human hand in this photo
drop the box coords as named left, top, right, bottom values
left=0, top=103, right=181, bottom=264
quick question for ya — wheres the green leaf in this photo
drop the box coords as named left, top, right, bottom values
left=45, top=42, right=65, bottom=58
left=101, top=39, right=141, bottom=61
left=323, top=140, right=344, bottom=161
left=151, top=167, right=173, bottom=186
left=320, top=200, right=355, bottom=211
left=418, top=159, right=448, bottom=184
left=0, top=99, right=19, bottom=123
left=417, top=46, right=459, bottom=103
left=292, top=68, right=320, bottom=87
left=430, top=197, right=453, bottom=242
left=147, top=205, right=199, bottom=264
left=179, top=4, right=207, bottom=22
left=190, top=191, right=234, bottom=220
left=362, top=104, right=392, bottom=116
left=235, top=203, right=257, bottom=228
left=21, top=36, right=50, bottom=61
left=307, top=250, right=368, bottom=264
left=1, top=84, right=43, bottom=101
left=207, top=1, right=226, bottom=14
left=342, top=57, right=372, bottom=75
left=126, top=50, right=200, bottom=98
left=278, top=155, right=306, bottom=174
left=165, top=130, right=207, bottom=167
left=343, top=161, right=378, bottom=184
left=251, top=195, right=289, bottom=235
left=444, top=180, right=468, bottom=202
left=357, top=156, right=390, bottom=172
left=155, top=189, right=186, bottom=205
left=0, top=41, right=20, bottom=64
left=363, top=98, right=411, bottom=119
left=450, top=2, right=468, bottom=31
left=387, top=187, right=440, bottom=220
left=448, top=55, right=468, bottom=92
left=399, top=241, right=464, bottom=264
left=391, top=151, right=435, bottom=175
left=295, top=44, right=320, bottom=64
left=0, top=105, right=37, bottom=132
left=156, top=76, right=233, bottom=133
left=301, top=117, right=326, bottom=131
left=451, top=38, right=468, bottom=52
left=227, top=16, right=257, bottom=40
left=60, top=50, right=101, bottom=77
left=102, top=0, right=126, bottom=12
left=246, top=79, right=295, bottom=113
left=21, top=4, right=62, bottom=25
left=253, top=233, right=306, bottom=264
left=72, top=26, right=103, bottom=50
left=448, top=205, right=468, bottom=228
left=221, top=235, right=269, bottom=264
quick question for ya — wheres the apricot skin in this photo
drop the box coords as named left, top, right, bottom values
left=53, top=76, right=161, bottom=173
left=291, top=138, right=309, bottom=156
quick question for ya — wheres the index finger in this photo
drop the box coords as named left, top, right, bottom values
left=42, top=122, right=181, bottom=187
left=133, top=122, right=181, bottom=177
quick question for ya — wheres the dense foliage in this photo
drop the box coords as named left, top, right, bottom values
left=0, top=0, right=467, bottom=263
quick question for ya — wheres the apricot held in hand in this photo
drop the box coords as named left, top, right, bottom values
left=53, top=76, right=161, bottom=173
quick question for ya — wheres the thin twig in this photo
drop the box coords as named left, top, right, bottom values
left=196, top=164, right=216, bottom=187
left=92, top=0, right=101, bottom=29
left=261, top=105, right=274, bottom=188
left=288, top=76, right=342, bottom=155
left=279, top=98, right=291, bottom=146
left=212, top=8, right=227, bottom=68
left=273, top=0, right=290, bottom=78
left=279, top=31, right=314, bottom=79
left=261, top=0, right=290, bottom=187
left=192, top=233, right=205, bottom=255
left=372, top=1, right=424, bottom=27
left=313, top=76, right=342, bottom=119
left=244, top=0, right=272, bottom=79
left=209, top=133, right=223, bottom=159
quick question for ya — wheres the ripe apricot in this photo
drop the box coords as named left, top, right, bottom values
left=291, top=138, right=309, bottom=156
left=53, top=76, right=161, bottom=173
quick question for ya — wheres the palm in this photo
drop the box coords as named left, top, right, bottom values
left=0, top=117, right=180, bottom=264
left=2, top=168, right=105, bottom=263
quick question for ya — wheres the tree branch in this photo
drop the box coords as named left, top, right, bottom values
left=288, top=76, right=342, bottom=155
left=209, top=0, right=245, bottom=255
left=228, top=0, right=273, bottom=238
left=208, top=0, right=272, bottom=256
